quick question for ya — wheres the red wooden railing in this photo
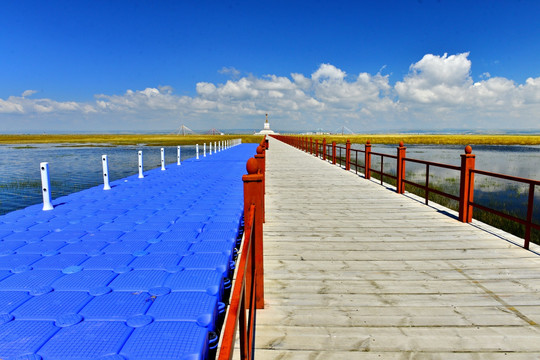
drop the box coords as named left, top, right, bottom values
left=272, top=135, right=539, bottom=250
left=218, top=140, right=266, bottom=360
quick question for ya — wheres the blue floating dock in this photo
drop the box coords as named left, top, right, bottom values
left=0, top=143, right=256, bottom=359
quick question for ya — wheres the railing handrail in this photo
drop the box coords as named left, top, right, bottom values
left=350, top=148, right=366, bottom=154
left=370, top=151, right=398, bottom=159
left=218, top=139, right=266, bottom=360
left=404, top=157, right=461, bottom=171
left=472, top=168, right=540, bottom=186
left=218, top=203, right=256, bottom=360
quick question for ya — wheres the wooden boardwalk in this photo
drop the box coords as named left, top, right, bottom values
left=254, top=137, right=540, bottom=359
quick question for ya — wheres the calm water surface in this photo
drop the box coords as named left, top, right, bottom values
left=0, top=144, right=197, bottom=215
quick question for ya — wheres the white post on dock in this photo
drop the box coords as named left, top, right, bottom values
left=215, top=142, right=217, bottom=153
left=102, top=155, right=111, bottom=190
left=138, top=151, right=144, bottom=178
left=196, top=144, right=199, bottom=159
left=161, top=148, right=166, bottom=171
left=40, top=162, right=54, bottom=211
left=204, top=143, right=206, bottom=157
left=209, top=142, right=212, bottom=155
left=177, top=146, right=181, bottom=165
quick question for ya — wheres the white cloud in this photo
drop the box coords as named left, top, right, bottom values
left=22, top=90, right=38, bottom=97
left=312, top=63, right=347, bottom=81
left=2, top=54, right=540, bottom=132
left=395, top=52, right=473, bottom=104
left=218, top=66, right=241, bottom=77
left=0, top=95, right=96, bottom=114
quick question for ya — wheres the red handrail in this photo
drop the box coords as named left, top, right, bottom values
left=218, top=204, right=256, bottom=360
left=218, top=143, right=265, bottom=360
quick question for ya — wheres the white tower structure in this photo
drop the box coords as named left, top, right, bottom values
left=255, top=113, right=278, bottom=135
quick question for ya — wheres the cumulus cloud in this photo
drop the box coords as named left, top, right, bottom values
left=393, top=52, right=540, bottom=128
left=95, top=87, right=182, bottom=112
left=0, top=95, right=96, bottom=114
left=2, top=54, right=540, bottom=131
left=395, top=52, right=473, bottom=104
left=22, top=90, right=38, bottom=97
left=218, top=66, right=241, bottom=77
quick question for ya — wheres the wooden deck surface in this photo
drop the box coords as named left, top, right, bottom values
left=254, top=137, right=540, bottom=359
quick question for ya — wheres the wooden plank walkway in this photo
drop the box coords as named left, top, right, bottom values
left=254, top=137, right=540, bottom=359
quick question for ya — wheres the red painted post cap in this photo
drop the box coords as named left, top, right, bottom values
left=465, top=145, right=472, bottom=154
left=366, top=140, right=371, bottom=144
left=246, top=158, right=259, bottom=174
left=399, top=141, right=404, bottom=147
left=256, top=146, right=264, bottom=154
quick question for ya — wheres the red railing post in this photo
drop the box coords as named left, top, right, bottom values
left=322, top=138, right=327, bottom=160
left=396, top=141, right=406, bottom=194
left=525, top=184, right=535, bottom=249
left=310, top=138, right=313, bottom=154
left=255, top=146, right=265, bottom=222
left=243, top=158, right=264, bottom=309
left=365, top=140, right=372, bottom=179
left=345, top=139, right=351, bottom=171
left=459, top=145, right=476, bottom=223
left=332, top=141, right=336, bottom=164
left=315, top=139, right=319, bottom=157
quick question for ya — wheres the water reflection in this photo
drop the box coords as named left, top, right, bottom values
left=0, top=144, right=196, bottom=215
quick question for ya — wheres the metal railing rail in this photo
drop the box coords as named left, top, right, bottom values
left=218, top=139, right=266, bottom=360
left=218, top=204, right=257, bottom=360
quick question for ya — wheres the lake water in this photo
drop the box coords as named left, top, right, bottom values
left=0, top=144, right=197, bottom=215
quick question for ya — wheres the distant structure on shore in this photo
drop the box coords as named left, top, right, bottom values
left=254, top=114, right=278, bottom=135
left=333, top=125, right=355, bottom=135
left=176, top=124, right=195, bottom=135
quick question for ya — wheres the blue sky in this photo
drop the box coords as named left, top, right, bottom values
left=1, top=0, right=540, bottom=133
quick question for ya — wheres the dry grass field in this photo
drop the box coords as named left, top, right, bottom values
left=1, top=133, right=540, bottom=146
left=289, top=134, right=540, bottom=145
left=0, top=134, right=265, bottom=146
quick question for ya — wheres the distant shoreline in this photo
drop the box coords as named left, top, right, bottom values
left=0, top=134, right=265, bottom=146
left=1, top=133, right=540, bottom=145
left=284, top=134, right=540, bottom=145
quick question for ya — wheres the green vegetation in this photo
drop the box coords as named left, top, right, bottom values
left=293, top=134, right=540, bottom=145
left=0, top=134, right=264, bottom=146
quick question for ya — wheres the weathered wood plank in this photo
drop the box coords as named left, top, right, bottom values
left=250, top=137, right=540, bottom=358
